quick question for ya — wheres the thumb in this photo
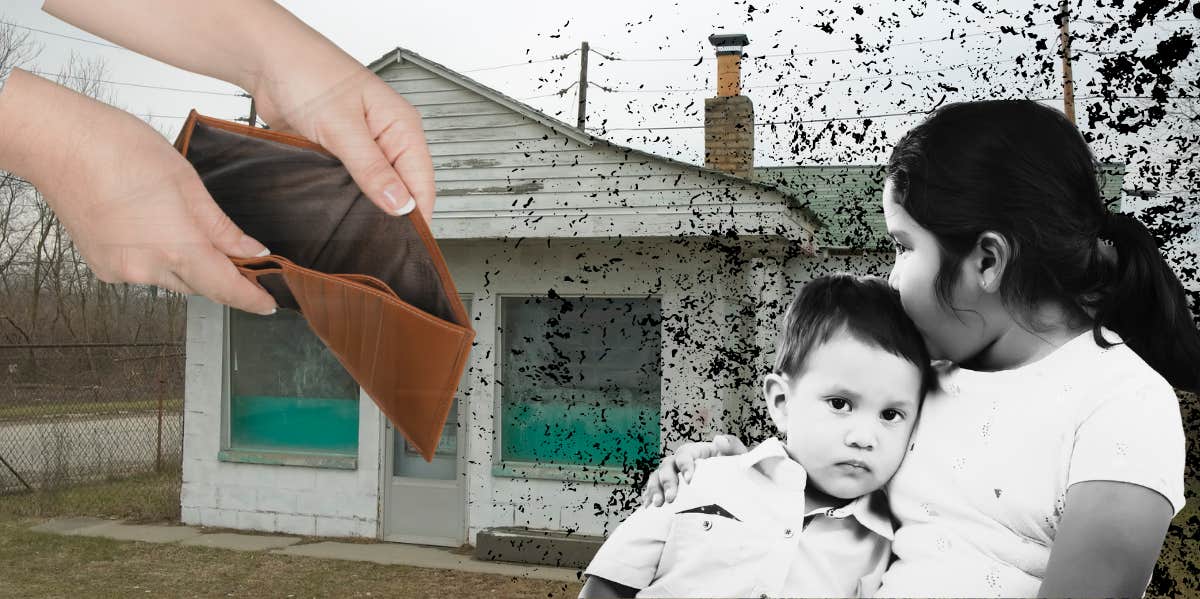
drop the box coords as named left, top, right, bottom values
left=320, top=117, right=416, bottom=218
left=714, top=434, right=748, bottom=456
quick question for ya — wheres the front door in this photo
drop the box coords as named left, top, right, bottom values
left=382, top=298, right=469, bottom=546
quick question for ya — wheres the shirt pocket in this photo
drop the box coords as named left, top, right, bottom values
left=660, top=512, right=757, bottom=573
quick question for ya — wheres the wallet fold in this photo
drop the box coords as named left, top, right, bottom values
left=175, top=111, right=474, bottom=462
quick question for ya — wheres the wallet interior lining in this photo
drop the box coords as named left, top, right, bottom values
left=183, top=120, right=461, bottom=326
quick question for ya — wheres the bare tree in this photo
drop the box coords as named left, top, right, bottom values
left=0, top=20, right=41, bottom=344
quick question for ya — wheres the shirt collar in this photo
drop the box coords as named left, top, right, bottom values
left=739, top=437, right=895, bottom=541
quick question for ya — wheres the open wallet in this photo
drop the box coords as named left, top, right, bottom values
left=174, top=111, right=474, bottom=462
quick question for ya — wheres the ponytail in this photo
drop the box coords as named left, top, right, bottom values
left=1093, top=212, right=1200, bottom=393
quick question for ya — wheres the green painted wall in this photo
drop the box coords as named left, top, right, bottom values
left=230, top=395, right=358, bottom=455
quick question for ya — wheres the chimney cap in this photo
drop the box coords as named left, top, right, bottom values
left=708, top=33, right=750, bottom=55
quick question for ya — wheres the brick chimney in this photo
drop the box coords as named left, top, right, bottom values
left=704, top=33, right=753, bottom=178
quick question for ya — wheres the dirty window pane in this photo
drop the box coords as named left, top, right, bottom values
left=228, top=308, right=358, bottom=455
left=501, top=296, right=661, bottom=468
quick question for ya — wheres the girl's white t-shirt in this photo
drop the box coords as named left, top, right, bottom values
left=877, top=328, right=1186, bottom=598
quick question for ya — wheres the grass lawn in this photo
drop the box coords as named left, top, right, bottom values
left=0, top=474, right=582, bottom=598
left=0, top=467, right=1193, bottom=597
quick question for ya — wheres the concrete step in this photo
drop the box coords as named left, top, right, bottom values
left=474, top=527, right=603, bottom=569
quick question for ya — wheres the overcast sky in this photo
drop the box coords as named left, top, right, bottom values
left=2, top=1, right=1195, bottom=173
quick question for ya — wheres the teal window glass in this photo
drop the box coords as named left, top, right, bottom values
left=227, top=308, right=359, bottom=456
left=500, top=296, right=661, bottom=468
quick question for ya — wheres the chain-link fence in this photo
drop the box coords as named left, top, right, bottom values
left=0, top=343, right=184, bottom=494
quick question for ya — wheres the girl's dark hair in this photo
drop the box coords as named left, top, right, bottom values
left=886, top=99, right=1199, bottom=392
left=774, top=273, right=938, bottom=400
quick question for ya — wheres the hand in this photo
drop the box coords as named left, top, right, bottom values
left=41, top=0, right=438, bottom=226
left=248, top=49, right=436, bottom=226
left=0, top=70, right=276, bottom=315
left=640, top=435, right=748, bottom=507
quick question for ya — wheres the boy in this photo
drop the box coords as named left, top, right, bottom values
left=580, top=274, right=937, bottom=598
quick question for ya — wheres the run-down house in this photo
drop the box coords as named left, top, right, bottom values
left=180, top=36, right=1124, bottom=563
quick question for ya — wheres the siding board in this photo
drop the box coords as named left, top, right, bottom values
left=416, top=101, right=508, bottom=118
left=378, top=52, right=810, bottom=241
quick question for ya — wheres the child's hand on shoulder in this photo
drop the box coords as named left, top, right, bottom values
left=641, top=435, right=748, bottom=507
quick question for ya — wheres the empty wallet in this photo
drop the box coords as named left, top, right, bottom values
left=174, top=111, right=474, bottom=462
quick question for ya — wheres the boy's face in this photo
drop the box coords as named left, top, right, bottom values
left=764, top=333, right=921, bottom=500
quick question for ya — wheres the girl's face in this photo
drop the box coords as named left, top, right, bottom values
left=882, top=180, right=990, bottom=363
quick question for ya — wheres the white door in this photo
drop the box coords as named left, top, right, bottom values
left=382, top=298, right=469, bottom=546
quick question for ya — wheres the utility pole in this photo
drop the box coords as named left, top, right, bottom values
left=239, top=93, right=258, bottom=128
left=1058, top=0, right=1076, bottom=124
left=576, top=41, right=589, bottom=130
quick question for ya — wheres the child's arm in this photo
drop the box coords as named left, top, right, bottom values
left=1038, top=481, right=1172, bottom=598
left=579, top=575, right=640, bottom=599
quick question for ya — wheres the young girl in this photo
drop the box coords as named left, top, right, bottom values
left=642, top=100, right=1200, bottom=597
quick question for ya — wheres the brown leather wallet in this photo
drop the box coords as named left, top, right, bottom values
left=174, top=111, right=474, bottom=462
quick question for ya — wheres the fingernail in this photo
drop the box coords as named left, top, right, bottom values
left=239, top=235, right=269, bottom=258
left=652, top=493, right=661, bottom=506
left=258, top=307, right=277, bottom=316
left=684, top=470, right=692, bottom=483
left=383, top=185, right=414, bottom=215
left=392, top=197, right=416, bottom=216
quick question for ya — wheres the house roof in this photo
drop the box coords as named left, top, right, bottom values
left=366, top=48, right=1125, bottom=250
left=755, top=163, right=1127, bottom=251
left=365, top=47, right=821, bottom=229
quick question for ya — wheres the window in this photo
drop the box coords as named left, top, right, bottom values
left=499, top=296, right=661, bottom=476
left=221, top=308, right=359, bottom=468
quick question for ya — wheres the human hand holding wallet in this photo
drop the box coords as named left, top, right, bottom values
left=175, top=112, right=474, bottom=461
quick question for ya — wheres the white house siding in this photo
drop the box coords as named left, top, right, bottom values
left=440, top=237, right=768, bottom=538
left=442, top=238, right=889, bottom=540
left=180, top=297, right=384, bottom=538
left=377, top=58, right=812, bottom=242
left=179, top=51, right=825, bottom=542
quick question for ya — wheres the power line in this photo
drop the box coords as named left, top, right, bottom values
left=1077, top=17, right=1200, bottom=26
left=3, top=17, right=579, bottom=79
left=590, top=21, right=1058, bottom=63
left=585, top=95, right=1168, bottom=131
left=0, top=19, right=124, bottom=50
left=519, top=81, right=578, bottom=100
left=588, top=58, right=1015, bottom=95
left=460, top=49, right=579, bottom=73
left=26, top=69, right=243, bottom=96
left=134, top=113, right=192, bottom=120
left=590, top=110, right=927, bottom=131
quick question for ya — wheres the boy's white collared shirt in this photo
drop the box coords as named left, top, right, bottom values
left=585, top=438, right=893, bottom=598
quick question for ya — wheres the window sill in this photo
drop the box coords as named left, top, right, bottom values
left=219, top=449, right=357, bottom=470
left=492, top=461, right=633, bottom=484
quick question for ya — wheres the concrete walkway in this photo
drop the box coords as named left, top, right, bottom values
left=29, top=517, right=580, bottom=583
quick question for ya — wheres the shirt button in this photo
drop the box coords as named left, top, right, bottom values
left=701, top=519, right=712, bottom=531
left=783, top=528, right=794, bottom=538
